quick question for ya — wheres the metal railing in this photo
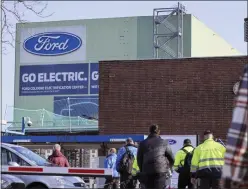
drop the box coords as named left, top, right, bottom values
left=4, top=97, right=99, bottom=133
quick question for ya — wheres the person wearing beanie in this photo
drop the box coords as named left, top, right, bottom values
left=190, top=130, right=226, bottom=189
left=174, top=139, right=195, bottom=188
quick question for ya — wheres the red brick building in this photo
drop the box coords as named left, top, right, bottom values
left=99, top=56, right=247, bottom=139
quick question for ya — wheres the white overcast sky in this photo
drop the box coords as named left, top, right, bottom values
left=2, top=1, right=247, bottom=120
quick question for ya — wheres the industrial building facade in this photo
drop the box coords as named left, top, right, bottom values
left=12, top=14, right=242, bottom=133
left=6, top=11, right=247, bottom=178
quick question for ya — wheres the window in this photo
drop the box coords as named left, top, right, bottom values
left=11, top=146, right=50, bottom=166
left=10, top=152, right=19, bottom=163
left=1, top=147, right=29, bottom=166
left=9, top=151, right=29, bottom=166
left=1, top=148, right=9, bottom=165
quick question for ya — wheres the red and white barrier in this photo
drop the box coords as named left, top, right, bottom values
left=1, top=166, right=112, bottom=178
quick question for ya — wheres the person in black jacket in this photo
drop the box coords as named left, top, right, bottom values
left=137, top=124, right=175, bottom=189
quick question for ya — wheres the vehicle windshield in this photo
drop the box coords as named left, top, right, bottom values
left=11, top=146, right=52, bottom=166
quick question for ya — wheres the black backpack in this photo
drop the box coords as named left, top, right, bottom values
left=180, top=147, right=194, bottom=172
left=117, top=146, right=135, bottom=174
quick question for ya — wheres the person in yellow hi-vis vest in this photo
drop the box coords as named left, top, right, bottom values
left=131, top=156, right=142, bottom=188
left=174, top=139, right=194, bottom=189
left=132, top=147, right=147, bottom=189
left=190, top=130, right=226, bottom=189
left=132, top=157, right=140, bottom=177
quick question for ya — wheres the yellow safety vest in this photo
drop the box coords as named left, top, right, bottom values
left=131, top=157, right=140, bottom=176
left=191, top=139, right=226, bottom=175
left=174, top=146, right=194, bottom=171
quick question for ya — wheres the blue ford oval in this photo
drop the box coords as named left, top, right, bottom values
left=168, top=139, right=177, bottom=145
left=23, top=32, right=82, bottom=56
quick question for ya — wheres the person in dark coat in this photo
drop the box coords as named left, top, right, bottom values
left=137, top=124, right=175, bottom=189
left=48, top=144, right=70, bottom=167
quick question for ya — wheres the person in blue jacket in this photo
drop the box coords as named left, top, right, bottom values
left=104, top=148, right=119, bottom=189
left=116, top=138, right=138, bottom=189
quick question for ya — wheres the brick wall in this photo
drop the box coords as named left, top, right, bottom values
left=99, top=56, right=248, bottom=139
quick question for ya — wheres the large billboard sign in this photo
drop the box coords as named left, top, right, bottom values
left=19, top=25, right=86, bottom=64
left=19, top=63, right=98, bottom=96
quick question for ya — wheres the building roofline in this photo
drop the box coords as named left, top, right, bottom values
left=99, top=55, right=248, bottom=63
left=16, top=14, right=192, bottom=26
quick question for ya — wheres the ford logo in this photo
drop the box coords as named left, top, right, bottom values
left=168, top=139, right=177, bottom=145
left=23, top=32, right=82, bottom=56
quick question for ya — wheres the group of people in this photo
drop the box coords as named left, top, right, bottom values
left=41, top=65, right=247, bottom=189
left=43, top=125, right=240, bottom=189
left=104, top=125, right=226, bottom=189
left=174, top=130, right=226, bottom=189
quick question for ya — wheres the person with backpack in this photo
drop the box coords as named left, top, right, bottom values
left=137, top=124, right=175, bottom=189
left=116, top=138, right=138, bottom=189
left=174, top=139, right=195, bottom=189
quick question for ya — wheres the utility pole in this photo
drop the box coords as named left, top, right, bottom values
left=245, top=17, right=248, bottom=54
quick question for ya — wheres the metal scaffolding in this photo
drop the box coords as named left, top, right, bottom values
left=153, top=2, right=186, bottom=59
